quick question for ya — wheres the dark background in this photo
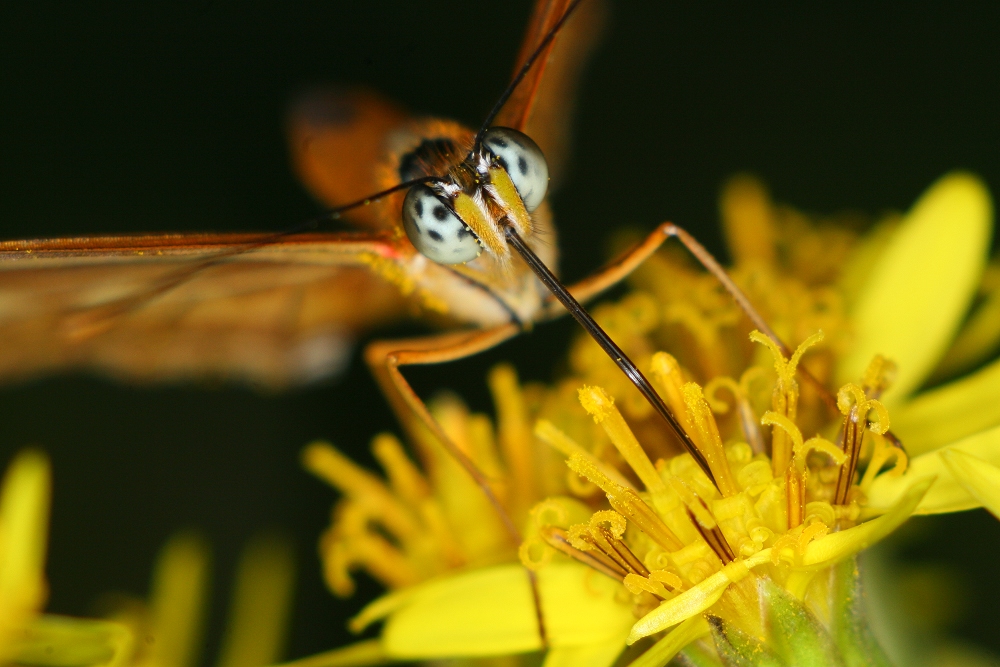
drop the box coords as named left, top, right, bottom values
left=1, top=1, right=999, bottom=663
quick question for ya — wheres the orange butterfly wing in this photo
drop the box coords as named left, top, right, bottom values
left=0, top=232, right=410, bottom=386
left=0, top=0, right=605, bottom=387
left=286, top=89, right=408, bottom=228
left=494, top=0, right=606, bottom=185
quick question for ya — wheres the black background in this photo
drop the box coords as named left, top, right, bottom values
left=1, top=1, right=999, bottom=662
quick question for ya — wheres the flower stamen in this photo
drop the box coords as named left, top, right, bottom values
left=537, top=526, right=629, bottom=581
left=751, top=329, right=824, bottom=476
left=834, top=383, right=890, bottom=506
left=566, top=454, right=685, bottom=551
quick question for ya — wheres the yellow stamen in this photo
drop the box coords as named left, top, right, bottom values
left=0, top=450, right=50, bottom=661
left=720, top=174, right=777, bottom=265
left=371, top=434, right=431, bottom=505
left=750, top=330, right=825, bottom=476
left=858, top=434, right=908, bottom=494
left=489, top=365, right=536, bottom=519
left=834, top=383, right=890, bottom=505
left=147, top=533, right=210, bottom=667
left=667, top=477, right=716, bottom=531
left=303, top=442, right=421, bottom=543
left=650, top=352, right=693, bottom=433
left=588, top=511, right=649, bottom=576
left=623, top=573, right=670, bottom=599
left=537, top=526, right=627, bottom=580
left=578, top=386, right=670, bottom=508
left=566, top=454, right=683, bottom=552
left=860, top=354, right=898, bottom=399
left=534, top=419, right=634, bottom=490
left=682, top=382, right=740, bottom=496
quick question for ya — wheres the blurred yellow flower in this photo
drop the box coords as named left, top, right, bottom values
left=103, top=532, right=295, bottom=667
left=0, top=449, right=52, bottom=661
left=288, top=172, right=1000, bottom=667
left=0, top=448, right=295, bottom=667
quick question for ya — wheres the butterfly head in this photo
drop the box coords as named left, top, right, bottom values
left=402, top=127, right=548, bottom=266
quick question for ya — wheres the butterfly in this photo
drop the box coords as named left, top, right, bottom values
left=0, top=0, right=607, bottom=389
left=0, top=0, right=848, bottom=509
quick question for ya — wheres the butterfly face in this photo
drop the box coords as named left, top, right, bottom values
left=401, top=127, right=549, bottom=266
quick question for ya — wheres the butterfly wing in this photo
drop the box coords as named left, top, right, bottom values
left=286, top=89, right=408, bottom=226
left=0, top=232, right=416, bottom=386
left=494, top=0, right=606, bottom=185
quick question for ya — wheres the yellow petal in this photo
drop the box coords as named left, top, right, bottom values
left=12, top=614, right=133, bottom=667
left=626, top=616, right=710, bottom=667
left=381, top=563, right=632, bottom=659
left=267, top=639, right=385, bottom=667
left=627, top=553, right=770, bottom=644
left=217, top=535, right=296, bottom=667
left=542, top=636, right=625, bottom=667
left=929, top=262, right=1000, bottom=380
left=0, top=449, right=50, bottom=658
left=867, top=424, right=1000, bottom=514
left=939, top=449, right=1000, bottom=519
left=892, top=355, right=1000, bottom=456
left=147, top=533, right=210, bottom=667
left=837, top=172, right=993, bottom=402
left=800, top=475, right=932, bottom=569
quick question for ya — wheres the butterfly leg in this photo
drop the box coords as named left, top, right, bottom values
left=364, top=324, right=522, bottom=543
left=556, top=222, right=838, bottom=410
left=364, top=323, right=551, bottom=645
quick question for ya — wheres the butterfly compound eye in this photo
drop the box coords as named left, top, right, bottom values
left=402, top=185, right=482, bottom=264
left=482, top=127, right=548, bottom=212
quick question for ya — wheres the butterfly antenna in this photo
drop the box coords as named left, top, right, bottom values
left=294, top=175, right=445, bottom=234
left=474, top=0, right=587, bottom=145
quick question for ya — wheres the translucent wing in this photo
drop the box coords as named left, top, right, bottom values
left=493, top=0, right=606, bottom=184
left=286, top=89, right=408, bottom=226
left=0, top=232, right=413, bottom=386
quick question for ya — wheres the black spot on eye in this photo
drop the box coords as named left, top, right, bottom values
left=518, top=156, right=528, bottom=176
left=457, top=228, right=469, bottom=240
left=428, top=230, right=444, bottom=242
left=491, top=137, right=508, bottom=149
left=414, top=199, right=423, bottom=217
left=432, top=205, right=448, bottom=221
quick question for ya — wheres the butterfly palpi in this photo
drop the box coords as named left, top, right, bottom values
left=0, top=1, right=813, bottom=535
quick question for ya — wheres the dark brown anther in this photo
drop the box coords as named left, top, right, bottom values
left=686, top=506, right=736, bottom=564
left=591, top=525, right=650, bottom=577
left=834, top=407, right=864, bottom=506
left=540, top=526, right=627, bottom=581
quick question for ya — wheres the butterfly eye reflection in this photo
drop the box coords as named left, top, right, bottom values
left=402, top=185, right=483, bottom=264
left=482, top=127, right=548, bottom=211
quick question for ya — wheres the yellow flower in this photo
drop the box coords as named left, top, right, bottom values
left=0, top=449, right=51, bottom=661
left=0, top=450, right=136, bottom=667
left=0, top=448, right=295, bottom=667
left=101, top=532, right=295, bottom=667
left=287, top=171, right=1000, bottom=667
